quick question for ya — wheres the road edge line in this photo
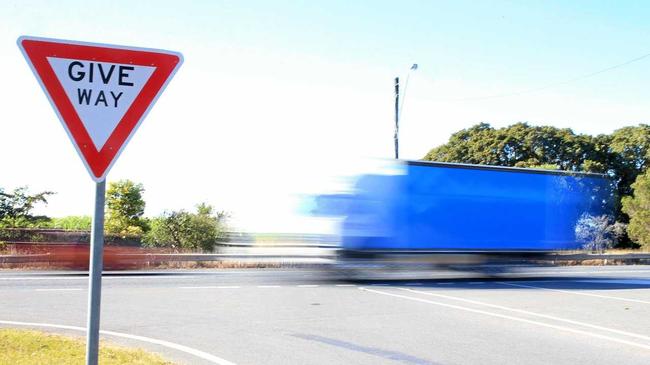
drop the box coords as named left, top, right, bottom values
left=0, top=319, right=237, bottom=365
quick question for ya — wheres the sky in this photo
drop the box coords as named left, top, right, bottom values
left=2, top=0, right=649, bottom=232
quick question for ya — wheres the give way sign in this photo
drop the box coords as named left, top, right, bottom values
left=18, top=36, right=183, bottom=181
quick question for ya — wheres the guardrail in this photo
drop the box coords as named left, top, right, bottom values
left=2, top=251, right=649, bottom=265
left=0, top=252, right=334, bottom=270
left=0, top=254, right=334, bottom=263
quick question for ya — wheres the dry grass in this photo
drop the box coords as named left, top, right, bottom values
left=0, top=329, right=174, bottom=365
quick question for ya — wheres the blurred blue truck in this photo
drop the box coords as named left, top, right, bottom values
left=315, top=160, right=614, bottom=262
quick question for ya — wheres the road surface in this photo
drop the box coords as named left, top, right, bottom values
left=1, top=266, right=650, bottom=365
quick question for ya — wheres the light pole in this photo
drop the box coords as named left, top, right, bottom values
left=394, top=64, right=418, bottom=159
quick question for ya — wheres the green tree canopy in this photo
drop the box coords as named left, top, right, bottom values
left=105, top=180, right=148, bottom=236
left=622, top=170, right=650, bottom=248
left=0, top=187, right=54, bottom=227
left=608, top=125, right=650, bottom=196
left=423, top=122, right=605, bottom=172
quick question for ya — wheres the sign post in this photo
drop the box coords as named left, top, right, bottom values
left=86, top=180, right=105, bottom=364
left=18, top=36, right=182, bottom=365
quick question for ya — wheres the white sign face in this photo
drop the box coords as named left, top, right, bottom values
left=48, top=58, right=156, bottom=150
left=18, top=36, right=183, bottom=181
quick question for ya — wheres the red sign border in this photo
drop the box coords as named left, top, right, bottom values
left=18, top=36, right=183, bottom=182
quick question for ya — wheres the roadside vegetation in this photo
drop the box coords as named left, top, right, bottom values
left=44, top=216, right=92, bottom=230
left=0, top=180, right=229, bottom=252
left=0, top=329, right=173, bottom=365
left=144, top=203, right=228, bottom=251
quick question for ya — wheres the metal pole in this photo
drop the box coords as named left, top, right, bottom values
left=86, top=180, right=106, bottom=365
left=394, top=76, right=399, bottom=159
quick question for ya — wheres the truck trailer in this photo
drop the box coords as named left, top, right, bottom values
left=315, top=160, right=614, bottom=270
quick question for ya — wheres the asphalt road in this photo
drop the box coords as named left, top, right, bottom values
left=1, top=266, right=650, bottom=365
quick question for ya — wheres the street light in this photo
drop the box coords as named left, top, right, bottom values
left=394, top=63, right=418, bottom=159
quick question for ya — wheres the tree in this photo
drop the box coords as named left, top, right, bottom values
left=574, top=214, right=625, bottom=251
left=143, top=203, right=228, bottom=251
left=608, top=124, right=650, bottom=197
left=423, top=123, right=603, bottom=172
left=105, top=180, right=148, bottom=236
left=423, top=123, right=501, bottom=165
left=622, top=171, right=650, bottom=248
left=0, top=186, right=54, bottom=227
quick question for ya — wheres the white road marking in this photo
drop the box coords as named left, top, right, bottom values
left=573, top=279, right=650, bottom=286
left=0, top=319, right=237, bottom=365
left=335, top=284, right=356, bottom=287
left=498, top=282, right=650, bottom=305
left=360, top=288, right=650, bottom=351
left=0, top=267, right=648, bottom=282
left=35, top=288, right=83, bottom=292
left=179, top=286, right=240, bottom=289
left=0, top=275, right=198, bottom=281
left=0, top=270, right=323, bottom=282
left=103, top=275, right=199, bottom=280
left=0, top=276, right=88, bottom=281
left=522, top=269, right=650, bottom=275
left=400, top=288, right=650, bottom=342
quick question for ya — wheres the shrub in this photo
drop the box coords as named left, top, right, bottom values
left=143, top=203, right=227, bottom=251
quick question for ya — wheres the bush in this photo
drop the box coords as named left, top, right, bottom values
left=143, top=203, right=227, bottom=251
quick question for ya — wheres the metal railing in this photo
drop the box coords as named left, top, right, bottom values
left=2, top=251, right=649, bottom=265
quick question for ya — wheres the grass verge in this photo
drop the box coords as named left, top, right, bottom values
left=0, top=329, right=174, bottom=365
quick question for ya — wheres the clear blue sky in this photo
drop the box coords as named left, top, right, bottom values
left=2, top=1, right=649, bottom=231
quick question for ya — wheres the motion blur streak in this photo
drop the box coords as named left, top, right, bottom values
left=312, top=160, right=614, bottom=276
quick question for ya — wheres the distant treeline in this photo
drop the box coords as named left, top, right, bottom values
left=0, top=180, right=228, bottom=252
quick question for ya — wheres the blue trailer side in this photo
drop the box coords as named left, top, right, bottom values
left=336, top=160, right=614, bottom=254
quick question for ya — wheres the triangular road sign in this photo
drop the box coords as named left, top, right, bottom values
left=18, top=36, right=183, bottom=182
